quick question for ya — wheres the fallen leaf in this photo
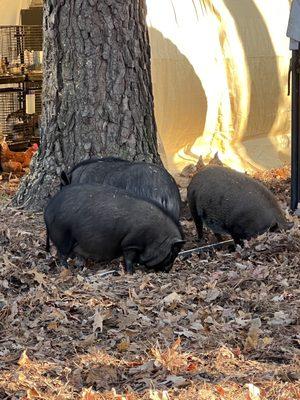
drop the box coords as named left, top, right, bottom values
left=18, top=350, right=31, bottom=367
left=235, top=317, right=250, bottom=327
left=245, top=318, right=261, bottom=350
left=18, top=372, right=26, bottom=381
left=272, top=294, right=284, bottom=302
left=164, top=375, right=187, bottom=387
left=117, top=339, right=130, bottom=352
left=129, top=360, right=154, bottom=375
left=246, top=383, right=261, bottom=400
left=86, top=365, right=118, bottom=389
left=262, top=336, right=273, bottom=346
left=59, top=268, right=72, bottom=279
left=149, top=389, right=169, bottom=400
left=268, top=311, right=294, bottom=326
left=26, top=387, right=41, bottom=398
left=215, top=385, right=226, bottom=397
left=186, top=362, right=198, bottom=372
left=80, top=387, right=99, bottom=400
left=8, top=302, right=18, bottom=321
left=205, top=288, right=220, bottom=302
left=47, top=321, right=59, bottom=331
left=48, top=308, right=67, bottom=322
left=162, top=292, right=182, bottom=306
left=27, top=269, right=47, bottom=285
left=92, top=308, right=105, bottom=333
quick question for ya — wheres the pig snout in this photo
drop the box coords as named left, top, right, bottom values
left=162, top=263, right=173, bottom=273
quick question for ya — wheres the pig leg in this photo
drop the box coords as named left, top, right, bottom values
left=227, top=224, right=245, bottom=251
left=233, top=237, right=244, bottom=247
left=214, top=233, right=223, bottom=242
left=58, top=253, right=69, bottom=268
left=189, top=201, right=203, bottom=240
left=46, top=227, right=50, bottom=252
left=188, top=197, right=203, bottom=240
left=193, top=220, right=203, bottom=240
left=214, top=233, right=236, bottom=252
left=73, top=255, right=86, bottom=269
left=195, top=218, right=203, bottom=240
left=123, top=249, right=138, bottom=274
left=228, top=235, right=244, bottom=251
left=55, top=230, right=76, bottom=268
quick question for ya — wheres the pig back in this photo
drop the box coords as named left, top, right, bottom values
left=70, top=157, right=130, bottom=185
left=106, top=162, right=181, bottom=221
left=68, top=158, right=181, bottom=221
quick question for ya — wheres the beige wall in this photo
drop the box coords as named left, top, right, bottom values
left=0, top=0, right=31, bottom=25
left=147, top=0, right=292, bottom=173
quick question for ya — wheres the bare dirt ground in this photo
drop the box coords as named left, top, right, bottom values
left=0, top=167, right=299, bottom=400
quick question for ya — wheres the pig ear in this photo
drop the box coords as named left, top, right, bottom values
left=173, top=239, right=186, bottom=245
left=172, top=239, right=185, bottom=250
left=60, top=171, right=70, bottom=186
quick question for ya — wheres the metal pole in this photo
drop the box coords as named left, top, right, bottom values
left=178, top=239, right=234, bottom=260
left=291, top=48, right=300, bottom=211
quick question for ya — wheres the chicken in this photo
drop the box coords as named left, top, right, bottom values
left=1, top=160, right=23, bottom=173
left=0, top=140, right=38, bottom=172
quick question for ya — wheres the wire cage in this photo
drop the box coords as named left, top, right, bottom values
left=0, top=25, right=43, bottom=74
left=0, top=83, right=41, bottom=146
left=0, top=85, right=28, bottom=143
left=0, top=24, right=43, bottom=148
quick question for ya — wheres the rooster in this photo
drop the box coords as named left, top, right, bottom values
left=0, top=139, right=38, bottom=172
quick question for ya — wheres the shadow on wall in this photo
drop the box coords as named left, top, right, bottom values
left=149, top=28, right=207, bottom=171
left=222, top=0, right=284, bottom=169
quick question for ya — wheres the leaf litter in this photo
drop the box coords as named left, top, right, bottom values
left=0, top=168, right=299, bottom=399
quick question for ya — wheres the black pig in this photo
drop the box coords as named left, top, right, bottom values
left=60, top=157, right=181, bottom=221
left=187, top=165, right=293, bottom=246
left=44, top=184, right=184, bottom=273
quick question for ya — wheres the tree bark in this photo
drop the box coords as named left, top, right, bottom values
left=14, top=0, right=160, bottom=211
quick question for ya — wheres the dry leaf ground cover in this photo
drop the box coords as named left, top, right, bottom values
left=0, top=167, right=299, bottom=400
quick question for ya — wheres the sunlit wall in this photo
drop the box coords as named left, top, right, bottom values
left=0, top=0, right=31, bottom=25
left=147, top=0, right=291, bottom=173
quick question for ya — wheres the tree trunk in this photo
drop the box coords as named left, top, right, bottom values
left=14, top=0, right=160, bottom=211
